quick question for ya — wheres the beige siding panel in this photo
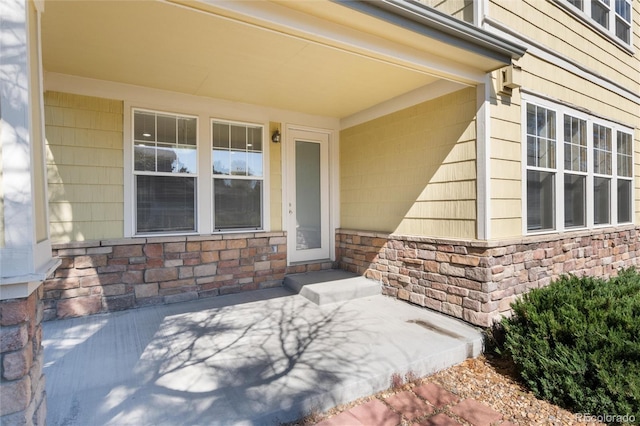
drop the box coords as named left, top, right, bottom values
left=395, top=219, right=476, bottom=239
left=340, top=87, right=477, bottom=239
left=491, top=199, right=521, bottom=219
left=269, top=122, right=282, bottom=231
left=489, top=0, right=640, bottom=92
left=45, top=91, right=124, bottom=243
left=416, top=0, right=474, bottom=23
left=491, top=218, right=521, bottom=239
left=491, top=179, right=521, bottom=200
left=491, top=158, right=520, bottom=181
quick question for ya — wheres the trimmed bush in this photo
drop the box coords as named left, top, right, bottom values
left=500, top=269, right=640, bottom=418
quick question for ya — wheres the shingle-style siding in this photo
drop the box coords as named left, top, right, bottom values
left=488, top=0, right=640, bottom=238
left=340, top=88, right=478, bottom=239
left=45, top=91, right=124, bottom=243
left=489, top=0, right=640, bottom=91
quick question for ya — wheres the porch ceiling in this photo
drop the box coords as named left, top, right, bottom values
left=41, top=0, right=492, bottom=118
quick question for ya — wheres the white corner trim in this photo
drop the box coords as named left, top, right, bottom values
left=340, top=79, right=467, bottom=129
left=476, top=78, right=491, bottom=240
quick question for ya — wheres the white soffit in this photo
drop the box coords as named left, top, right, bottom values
left=41, top=0, right=491, bottom=118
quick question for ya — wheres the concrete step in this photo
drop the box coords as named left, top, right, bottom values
left=284, top=269, right=381, bottom=305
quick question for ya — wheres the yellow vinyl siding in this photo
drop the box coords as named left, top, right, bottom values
left=489, top=53, right=640, bottom=238
left=489, top=0, right=640, bottom=93
left=415, top=0, right=474, bottom=23
left=269, top=122, right=282, bottom=231
left=340, top=88, right=477, bottom=239
left=45, top=91, right=124, bottom=243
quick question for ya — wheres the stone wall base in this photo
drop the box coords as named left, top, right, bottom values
left=44, top=233, right=288, bottom=320
left=0, top=285, right=47, bottom=425
left=336, top=227, right=640, bottom=327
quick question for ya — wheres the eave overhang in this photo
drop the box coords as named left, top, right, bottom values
left=337, top=0, right=526, bottom=64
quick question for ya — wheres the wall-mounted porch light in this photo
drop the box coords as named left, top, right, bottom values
left=271, top=129, right=281, bottom=143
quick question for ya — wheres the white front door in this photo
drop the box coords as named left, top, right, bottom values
left=287, top=128, right=330, bottom=263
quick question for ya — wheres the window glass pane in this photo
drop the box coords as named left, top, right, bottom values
left=178, top=117, right=197, bottom=146
left=593, top=124, right=612, bottom=175
left=526, top=104, right=556, bottom=169
left=134, top=144, right=156, bottom=172
left=154, top=145, right=196, bottom=174
left=527, top=170, right=555, bottom=231
left=594, top=177, right=611, bottom=225
left=564, top=115, right=586, bottom=172
left=212, top=122, right=230, bottom=148
left=618, top=179, right=632, bottom=223
left=156, top=114, right=177, bottom=143
left=230, top=125, right=247, bottom=151
left=248, top=127, right=262, bottom=152
left=564, top=174, right=586, bottom=228
left=592, top=0, right=609, bottom=28
left=214, top=179, right=262, bottom=229
left=616, top=19, right=630, bottom=43
left=230, top=151, right=247, bottom=176
left=134, top=112, right=155, bottom=141
left=616, top=0, right=631, bottom=21
left=568, top=0, right=583, bottom=10
left=617, top=132, right=633, bottom=177
left=247, top=152, right=263, bottom=177
left=213, top=149, right=230, bottom=175
left=136, top=175, right=196, bottom=233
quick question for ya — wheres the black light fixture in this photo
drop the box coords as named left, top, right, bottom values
left=271, top=129, right=281, bottom=143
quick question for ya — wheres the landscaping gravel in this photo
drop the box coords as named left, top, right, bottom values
left=292, top=355, right=606, bottom=425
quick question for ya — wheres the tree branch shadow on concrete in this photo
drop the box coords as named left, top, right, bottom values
left=46, top=294, right=371, bottom=426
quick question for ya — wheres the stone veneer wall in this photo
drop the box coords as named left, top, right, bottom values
left=43, top=233, right=288, bottom=320
left=0, top=286, right=47, bottom=425
left=336, top=226, right=639, bottom=327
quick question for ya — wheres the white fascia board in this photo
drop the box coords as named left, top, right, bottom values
left=173, top=0, right=488, bottom=84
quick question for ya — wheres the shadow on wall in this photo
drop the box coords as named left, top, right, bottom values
left=340, top=87, right=478, bottom=240
left=46, top=143, right=81, bottom=242
left=43, top=91, right=125, bottom=244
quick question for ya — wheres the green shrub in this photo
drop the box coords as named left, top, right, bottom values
left=500, top=269, right=640, bottom=418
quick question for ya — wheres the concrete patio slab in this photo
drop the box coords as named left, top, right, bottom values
left=43, top=287, right=482, bottom=426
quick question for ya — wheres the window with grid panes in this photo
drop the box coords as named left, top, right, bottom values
left=212, top=120, right=264, bottom=230
left=560, top=0, right=632, bottom=45
left=525, top=98, right=633, bottom=233
left=133, top=110, right=198, bottom=233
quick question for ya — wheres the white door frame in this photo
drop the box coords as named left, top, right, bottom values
left=284, top=125, right=333, bottom=265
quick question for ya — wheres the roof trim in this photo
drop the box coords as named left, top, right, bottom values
left=332, top=0, right=526, bottom=64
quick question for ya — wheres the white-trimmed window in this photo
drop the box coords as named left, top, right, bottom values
left=133, top=109, right=198, bottom=234
left=524, top=97, right=634, bottom=234
left=212, top=120, right=264, bottom=231
left=560, top=0, right=632, bottom=45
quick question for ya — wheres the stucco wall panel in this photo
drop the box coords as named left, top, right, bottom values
left=45, top=91, right=124, bottom=243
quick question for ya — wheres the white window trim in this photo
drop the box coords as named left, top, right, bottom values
left=130, top=108, right=200, bottom=237
left=124, top=105, right=272, bottom=238
left=211, top=118, right=266, bottom=233
left=521, top=94, right=635, bottom=236
left=554, top=0, right=634, bottom=51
